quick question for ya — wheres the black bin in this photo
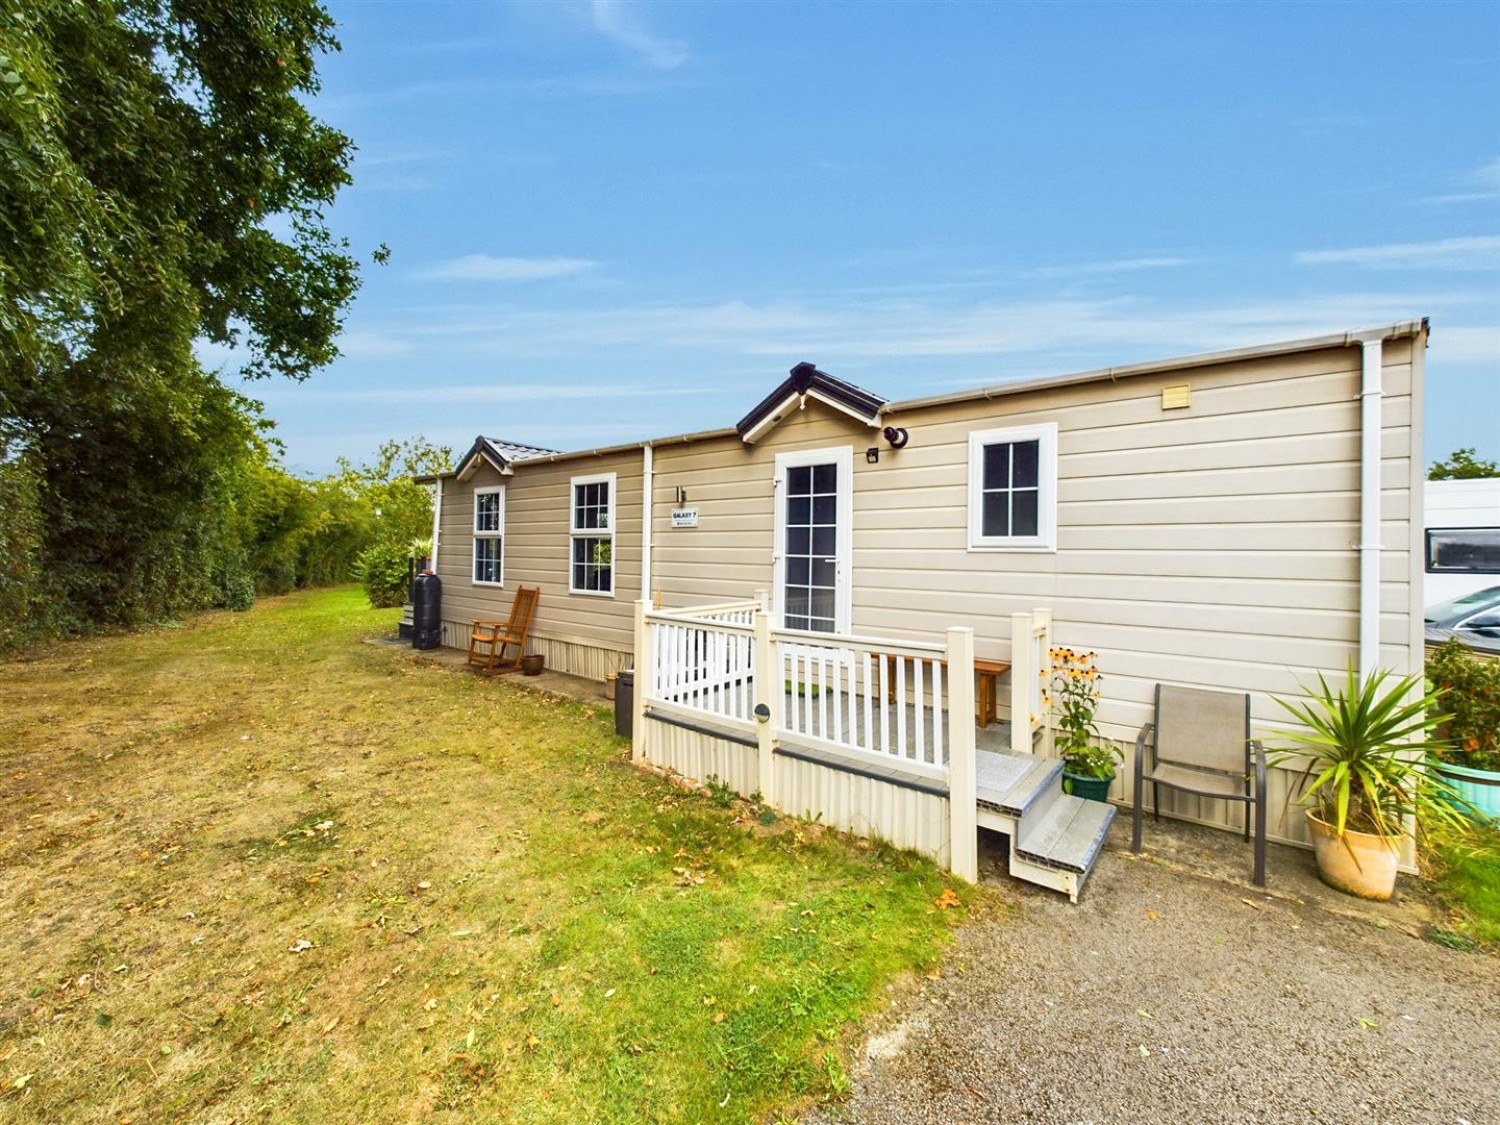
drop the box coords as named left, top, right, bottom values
left=614, top=670, right=634, bottom=739
left=412, top=572, right=442, bottom=650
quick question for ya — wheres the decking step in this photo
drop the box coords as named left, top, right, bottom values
left=975, top=751, right=1063, bottom=818
left=1014, top=795, right=1116, bottom=875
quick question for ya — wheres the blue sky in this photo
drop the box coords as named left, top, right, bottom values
left=230, top=0, right=1500, bottom=474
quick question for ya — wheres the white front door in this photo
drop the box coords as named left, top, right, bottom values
left=774, top=446, right=853, bottom=634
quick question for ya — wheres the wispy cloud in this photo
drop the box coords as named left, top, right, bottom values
left=258, top=383, right=714, bottom=404
left=1295, top=236, right=1500, bottom=270
left=368, top=290, right=1471, bottom=365
left=590, top=0, right=687, bottom=70
left=1030, top=256, right=1193, bottom=279
left=419, top=255, right=600, bottom=282
left=1423, top=156, right=1500, bottom=204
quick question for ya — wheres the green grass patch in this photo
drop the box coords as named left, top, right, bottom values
left=1430, top=827, right=1500, bottom=950
left=0, top=587, right=973, bottom=1122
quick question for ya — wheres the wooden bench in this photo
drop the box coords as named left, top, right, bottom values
left=884, top=655, right=1011, bottom=727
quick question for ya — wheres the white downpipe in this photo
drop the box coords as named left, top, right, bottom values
left=1356, top=333, right=1384, bottom=680
left=640, top=443, right=653, bottom=601
left=429, top=479, right=442, bottom=574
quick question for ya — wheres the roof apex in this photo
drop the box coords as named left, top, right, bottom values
left=736, top=362, right=887, bottom=443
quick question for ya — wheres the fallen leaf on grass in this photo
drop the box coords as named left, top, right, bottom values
left=1144, top=909, right=1159, bottom=922
left=525, top=1034, right=541, bottom=1051
left=549, top=995, right=561, bottom=1008
left=10, top=1074, right=32, bottom=1091
left=424, top=998, right=438, bottom=1012
left=1240, top=899, right=1261, bottom=910
left=1137, top=1010, right=1155, bottom=1020
left=713, top=1012, right=725, bottom=1025
left=935, top=888, right=961, bottom=910
left=1138, top=1045, right=1150, bottom=1058
left=1356, top=1018, right=1379, bottom=1030
left=924, top=968, right=941, bottom=981
left=321, top=1017, right=340, bottom=1034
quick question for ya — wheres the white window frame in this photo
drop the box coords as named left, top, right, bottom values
left=967, top=423, right=1058, bottom=552
left=569, top=471, right=616, bottom=597
left=472, top=485, right=505, bottom=587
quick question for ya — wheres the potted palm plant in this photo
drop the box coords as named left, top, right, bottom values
left=1045, top=647, right=1120, bottom=801
left=1273, top=665, right=1467, bottom=901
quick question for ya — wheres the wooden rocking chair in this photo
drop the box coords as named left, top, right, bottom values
left=467, top=586, right=540, bottom=674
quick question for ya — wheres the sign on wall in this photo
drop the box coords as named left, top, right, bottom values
left=671, top=507, right=699, bottom=528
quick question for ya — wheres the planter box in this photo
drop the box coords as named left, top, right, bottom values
left=1434, top=761, right=1500, bottom=825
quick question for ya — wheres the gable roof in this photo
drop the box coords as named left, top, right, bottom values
left=735, top=362, right=887, bottom=443
left=451, top=435, right=561, bottom=481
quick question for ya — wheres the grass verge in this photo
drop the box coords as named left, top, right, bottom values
left=0, top=588, right=971, bottom=1122
left=1428, top=826, right=1500, bottom=951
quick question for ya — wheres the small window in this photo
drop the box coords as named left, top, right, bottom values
left=967, top=424, right=1058, bottom=551
left=570, top=473, right=616, bottom=596
left=473, top=486, right=504, bottom=585
left=1426, top=527, right=1500, bottom=574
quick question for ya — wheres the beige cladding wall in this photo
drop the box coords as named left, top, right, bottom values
left=650, top=338, right=1421, bottom=748
left=434, top=449, right=643, bottom=675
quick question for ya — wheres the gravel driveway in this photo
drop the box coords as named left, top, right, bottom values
left=808, top=824, right=1500, bottom=1125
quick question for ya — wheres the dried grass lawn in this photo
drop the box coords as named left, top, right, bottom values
left=0, top=588, right=968, bottom=1123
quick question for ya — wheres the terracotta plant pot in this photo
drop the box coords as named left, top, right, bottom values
left=520, top=653, right=544, bottom=677
left=1305, top=809, right=1399, bottom=901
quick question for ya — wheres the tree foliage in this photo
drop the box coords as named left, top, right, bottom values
left=0, top=0, right=364, bottom=644
left=1429, top=447, right=1500, bottom=481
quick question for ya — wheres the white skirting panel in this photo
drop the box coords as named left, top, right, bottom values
left=773, top=756, right=951, bottom=868
left=644, top=722, right=760, bottom=799
left=437, top=619, right=628, bottom=682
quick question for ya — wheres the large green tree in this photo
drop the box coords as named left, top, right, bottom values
left=0, top=0, right=360, bottom=633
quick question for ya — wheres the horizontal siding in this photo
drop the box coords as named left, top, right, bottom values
left=435, top=451, right=643, bottom=676
left=649, top=339, right=1419, bottom=844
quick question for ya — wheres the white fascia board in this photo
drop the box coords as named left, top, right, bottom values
left=741, top=390, right=880, bottom=444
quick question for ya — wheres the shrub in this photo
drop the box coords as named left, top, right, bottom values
left=1427, top=640, right=1500, bottom=771
left=355, top=541, right=412, bottom=609
left=222, top=572, right=257, bottom=612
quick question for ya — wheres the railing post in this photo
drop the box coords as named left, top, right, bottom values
left=753, top=608, right=779, bottom=805
left=1033, top=609, right=1053, bottom=758
left=946, top=626, right=978, bottom=883
left=632, top=599, right=651, bottom=763
left=1010, top=611, right=1033, bottom=755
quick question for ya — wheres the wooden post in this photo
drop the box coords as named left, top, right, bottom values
left=632, top=599, right=651, bottom=763
left=946, top=626, right=978, bottom=883
left=753, top=607, right=779, bottom=806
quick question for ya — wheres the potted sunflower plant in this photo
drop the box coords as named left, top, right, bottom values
left=1273, top=665, right=1469, bottom=901
left=1046, top=647, right=1120, bottom=802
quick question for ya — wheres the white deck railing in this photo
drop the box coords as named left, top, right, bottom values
left=645, top=611, right=757, bottom=728
left=633, top=599, right=1058, bottom=883
left=775, top=630, right=950, bottom=777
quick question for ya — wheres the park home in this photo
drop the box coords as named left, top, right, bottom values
left=421, top=321, right=1428, bottom=884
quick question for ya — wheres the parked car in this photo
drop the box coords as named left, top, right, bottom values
left=1424, top=585, right=1500, bottom=655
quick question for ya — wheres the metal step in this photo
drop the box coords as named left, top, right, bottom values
left=1014, top=795, right=1116, bottom=876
